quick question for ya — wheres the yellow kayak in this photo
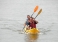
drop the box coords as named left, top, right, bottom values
left=24, top=28, right=40, bottom=34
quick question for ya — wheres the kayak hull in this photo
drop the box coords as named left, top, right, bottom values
left=24, top=28, right=40, bottom=34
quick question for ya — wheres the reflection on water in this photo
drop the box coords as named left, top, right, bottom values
left=25, top=34, right=39, bottom=42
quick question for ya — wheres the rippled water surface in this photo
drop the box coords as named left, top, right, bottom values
left=0, top=0, right=58, bottom=42
left=0, top=20, right=58, bottom=42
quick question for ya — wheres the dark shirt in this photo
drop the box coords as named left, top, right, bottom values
left=28, top=21, right=37, bottom=25
left=28, top=21, right=37, bottom=28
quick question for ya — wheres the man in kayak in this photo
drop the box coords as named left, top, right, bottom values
left=28, top=17, right=38, bottom=29
left=24, top=15, right=38, bottom=29
left=24, top=15, right=30, bottom=27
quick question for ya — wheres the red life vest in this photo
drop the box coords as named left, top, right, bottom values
left=29, top=21, right=36, bottom=28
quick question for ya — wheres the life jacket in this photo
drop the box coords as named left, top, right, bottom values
left=29, top=21, right=37, bottom=28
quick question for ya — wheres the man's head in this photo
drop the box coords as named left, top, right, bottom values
left=30, top=17, right=33, bottom=21
left=27, top=15, right=30, bottom=19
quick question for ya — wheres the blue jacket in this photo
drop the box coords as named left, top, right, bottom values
left=25, top=19, right=29, bottom=26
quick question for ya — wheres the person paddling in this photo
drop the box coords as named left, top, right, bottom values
left=28, top=17, right=38, bottom=29
left=24, top=15, right=30, bottom=27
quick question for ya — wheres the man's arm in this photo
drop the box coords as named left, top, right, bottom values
left=24, top=22, right=26, bottom=27
left=33, top=18, right=38, bottom=24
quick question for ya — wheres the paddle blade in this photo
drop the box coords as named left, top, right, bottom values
left=35, top=9, right=42, bottom=19
left=34, top=6, right=38, bottom=12
left=38, top=9, right=42, bottom=15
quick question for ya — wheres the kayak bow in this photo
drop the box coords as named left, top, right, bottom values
left=24, top=28, right=40, bottom=34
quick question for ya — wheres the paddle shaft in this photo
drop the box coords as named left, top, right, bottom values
left=35, top=14, right=38, bottom=19
left=31, top=12, right=34, bottom=17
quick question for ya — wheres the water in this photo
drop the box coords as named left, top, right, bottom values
left=0, top=0, right=58, bottom=42
left=0, top=20, right=58, bottom=42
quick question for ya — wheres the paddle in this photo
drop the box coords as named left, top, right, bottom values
left=31, top=6, right=39, bottom=17
left=22, top=6, right=39, bottom=31
left=35, top=9, right=42, bottom=19
left=23, top=6, right=38, bottom=29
